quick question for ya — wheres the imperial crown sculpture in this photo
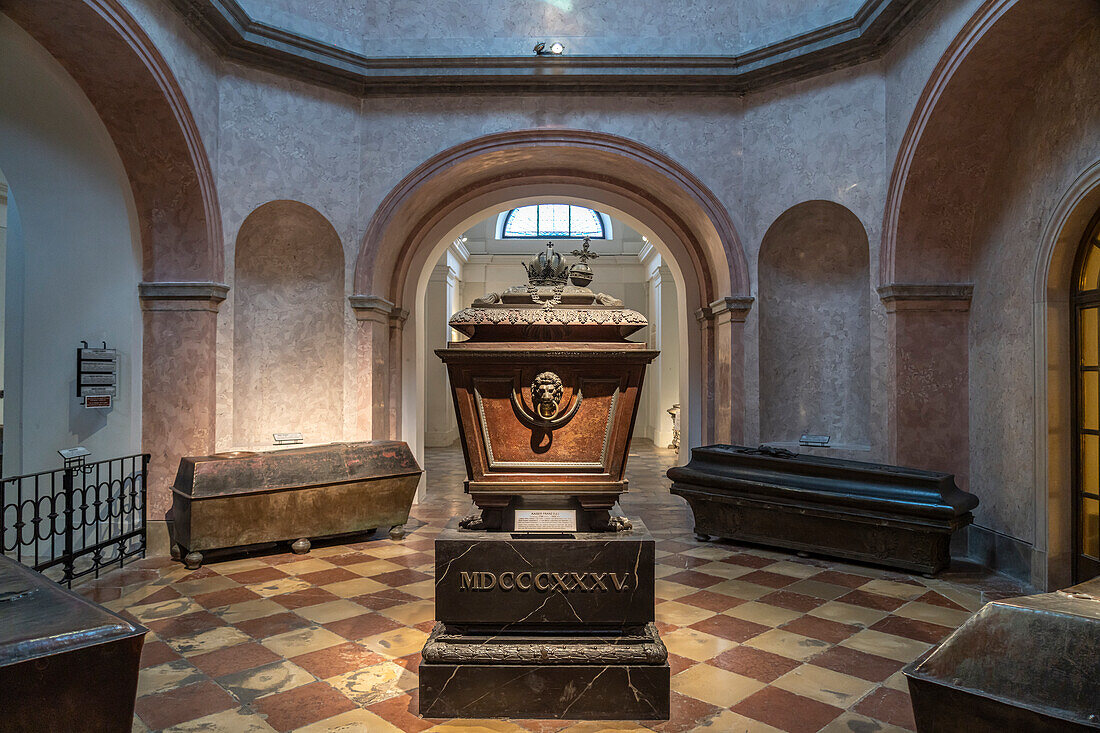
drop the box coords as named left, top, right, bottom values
left=524, top=241, right=571, bottom=285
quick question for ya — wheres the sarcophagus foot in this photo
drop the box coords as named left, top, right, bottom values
left=171, top=441, right=422, bottom=567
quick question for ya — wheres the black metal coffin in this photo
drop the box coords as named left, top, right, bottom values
left=903, top=578, right=1100, bottom=732
left=0, top=554, right=146, bottom=732
left=667, top=445, right=978, bottom=574
left=172, top=441, right=422, bottom=568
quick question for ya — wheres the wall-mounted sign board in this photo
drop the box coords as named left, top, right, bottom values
left=78, top=345, right=118, bottom=407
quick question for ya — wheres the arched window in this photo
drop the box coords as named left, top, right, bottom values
left=1072, top=209, right=1100, bottom=582
left=500, top=204, right=609, bottom=239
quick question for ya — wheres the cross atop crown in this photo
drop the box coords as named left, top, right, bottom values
left=570, top=237, right=599, bottom=265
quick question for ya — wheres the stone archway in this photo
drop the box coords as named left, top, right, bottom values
left=4, top=0, right=224, bottom=522
left=881, top=0, right=1099, bottom=587
left=352, top=129, right=750, bottom=473
left=1034, top=160, right=1100, bottom=588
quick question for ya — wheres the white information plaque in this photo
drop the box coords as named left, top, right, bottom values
left=514, top=509, right=577, bottom=532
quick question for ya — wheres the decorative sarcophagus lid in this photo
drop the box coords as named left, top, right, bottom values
left=668, top=445, right=979, bottom=574
left=903, top=578, right=1100, bottom=732
left=172, top=441, right=422, bottom=567
left=439, top=240, right=657, bottom=529
left=0, top=554, right=146, bottom=732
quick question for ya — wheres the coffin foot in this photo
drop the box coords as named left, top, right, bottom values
left=291, top=538, right=311, bottom=554
left=183, top=551, right=203, bottom=570
left=389, top=524, right=406, bottom=541
left=694, top=532, right=711, bottom=542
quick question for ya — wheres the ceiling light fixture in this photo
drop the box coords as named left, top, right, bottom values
left=533, top=42, right=565, bottom=56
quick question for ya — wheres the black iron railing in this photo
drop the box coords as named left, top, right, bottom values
left=1, top=453, right=149, bottom=586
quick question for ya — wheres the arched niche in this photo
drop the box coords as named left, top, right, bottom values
left=233, top=201, right=344, bottom=448
left=759, top=200, right=870, bottom=450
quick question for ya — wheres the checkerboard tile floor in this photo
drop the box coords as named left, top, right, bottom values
left=81, top=442, right=1027, bottom=732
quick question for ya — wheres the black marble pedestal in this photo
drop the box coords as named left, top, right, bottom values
left=419, top=517, right=669, bottom=720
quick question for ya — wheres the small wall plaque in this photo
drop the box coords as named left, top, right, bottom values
left=514, top=509, right=577, bottom=532
left=58, top=446, right=90, bottom=460
left=273, top=432, right=304, bottom=445
left=799, top=434, right=831, bottom=447
left=84, top=395, right=112, bottom=409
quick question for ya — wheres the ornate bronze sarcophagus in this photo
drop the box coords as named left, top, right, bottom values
left=420, top=241, right=669, bottom=720
left=903, top=578, right=1100, bottom=732
left=667, top=445, right=979, bottom=574
left=439, top=240, right=657, bottom=530
left=171, top=441, right=422, bottom=568
left=0, top=554, right=145, bottom=732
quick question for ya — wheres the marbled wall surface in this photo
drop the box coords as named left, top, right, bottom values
left=759, top=200, right=871, bottom=449
left=739, top=64, right=887, bottom=453
left=967, top=20, right=1100, bottom=543
left=232, top=201, right=345, bottom=449
left=234, top=0, right=862, bottom=58
left=118, top=0, right=222, bottom=180
left=882, top=0, right=986, bottom=180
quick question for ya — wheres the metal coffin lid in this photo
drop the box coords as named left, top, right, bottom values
left=666, top=444, right=978, bottom=520
left=448, top=303, right=648, bottom=342
left=903, top=579, right=1100, bottom=726
left=0, top=555, right=145, bottom=667
left=173, top=441, right=422, bottom=499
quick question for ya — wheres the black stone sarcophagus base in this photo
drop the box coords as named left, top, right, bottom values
left=903, top=578, right=1100, bottom=732
left=667, top=445, right=979, bottom=575
left=419, top=517, right=669, bottom=720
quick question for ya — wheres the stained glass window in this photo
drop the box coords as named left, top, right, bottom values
left=501, top=205, right=608, bottom=239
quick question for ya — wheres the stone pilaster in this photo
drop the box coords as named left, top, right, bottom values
left=879, top=283, right=973, bottom=487
left=139, top=282, right=228, bottom=521
left=708, top=297, right=754, bottom=445
left=350, top=295, right=395, bottom=440
left=389, top=307, right=409, bottom=440
left=695, top=305, right=715, bottom=445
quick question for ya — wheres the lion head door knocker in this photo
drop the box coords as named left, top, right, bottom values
left=532, top=371, right=564, bottom=419
left=511, top=370, right=583, bottom=452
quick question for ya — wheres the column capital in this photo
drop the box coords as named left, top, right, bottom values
left=390, top=308, right=410, bottom=329
left=349, top=294, right=395, bottom=323
left=709, top=296, right=754, bottom=323
left=877, top=283, right=973, bottom=312
left=139, top=282, right=228, bottom=312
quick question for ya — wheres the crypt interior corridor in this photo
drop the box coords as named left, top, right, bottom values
left=1, top=0, right=1099, bottom=730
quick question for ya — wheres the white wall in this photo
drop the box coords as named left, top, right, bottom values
left=0, top=17, right=142, bottom=476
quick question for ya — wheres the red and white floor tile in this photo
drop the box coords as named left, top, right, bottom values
left=79, top=443, right=1025, bottom=733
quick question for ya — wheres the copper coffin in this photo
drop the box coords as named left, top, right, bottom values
left=171, top=441, right=422, bottom=567
left=438, top=243, right=657, bottom=526
left=903, top=578, right=1100, bottom=731
left=0, top=554, right=145, bottom=732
